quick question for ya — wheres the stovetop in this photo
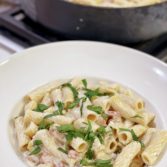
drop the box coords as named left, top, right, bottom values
left=0, top=6, right=167, bottom=63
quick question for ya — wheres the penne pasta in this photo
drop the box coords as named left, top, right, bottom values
left=70, top=137, right=88, bottom=153
left=41, top=93, right=52, bottom=106
left=119, top=94, right=144, bottom=111
left=104, top=134, right=118, bottom=153
left=110, top=95, right=155, bottom=126
left=62, top=87, right=74, bottom=106
left=50, top=88, right=62, bottom=104
left=26, top=80, right=64, bottom=103
left=13, top=78, right=167, bottom=167
left=34, top=129, right=62, bottom=159
left=25, top=121, right=38, bottom=138
left=114, top=142, right=141, bottom=167
left=15, top=117, right=30, bottom=151
left=141, top=128, right=156, bottom=147
left=118, top=125, right=147, bottom=145
left=141, top=130, right=167, bottom=165
left=82, top=98, right=98, bottom=121
left=92, top=96, right=111, bottom=111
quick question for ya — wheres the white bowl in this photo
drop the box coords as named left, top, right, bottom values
left=0, top=41, right=167, bottom=167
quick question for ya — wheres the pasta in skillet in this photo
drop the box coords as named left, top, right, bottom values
left=67, top=0, right=162, bottom=8
left=14, top=78, right=167, bottom=167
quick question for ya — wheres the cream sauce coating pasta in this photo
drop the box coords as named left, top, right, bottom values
left=13, top=78, right=167, bottom=167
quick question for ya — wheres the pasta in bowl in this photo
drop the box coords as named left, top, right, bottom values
left=13, top=78, right=167, bottom=167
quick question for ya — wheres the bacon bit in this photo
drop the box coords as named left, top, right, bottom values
left=68, top=150, right=79, bottom=159
left=27, top=155, right=40, bottom=165
left=96, top=117, right=107, bottom=126
left=40, top=151, right=53, bottom=164
left=106, top=110, right=121, bottom=125
left=54, top=161, right=67, bottom=167
left=49, top=129, right=65, bottom=145
left=106, top=110, right=118, bottom=116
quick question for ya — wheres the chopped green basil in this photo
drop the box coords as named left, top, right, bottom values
left=84, top=88, right=101, bottom=100
left=131, top=114, right=143, bottom=119
left=95, top=159, right=113, bottom=167
left=33, top=140, right=42, bottom=146
left=57, top=124, right=75, bottom=133
left=82, top=79, right=88, bottom=88
left=80, top=97, right=87, bottom=116
left=96, top=126, right=106, bottom=144
left=84, top=121, right=95, bottom=159
left=29, top=140, right=43, bottom=155
left=84, top=88, right=114, bottom=100
left=62, top=83, right=78, bottom=100
left=57, top=124, right=85, bottom=142
left=85, top=148, right=94, bottom=160
left=57, top=122, right=108, bottom=161
left=43, top=112, right=59, bottom=119
left=38, top=120, right=53, bottom=130
left=56, top=101, right=64, bottom=115
left=29, top=146, right=41, bottom=155
left=87, top=105, right=103, bottom=114
left=58, top=147, right=68, bottom=154
left=80, top=158, right=112, bottom=167
left=67, top=98, right=80, bottom=109
left=101, top=113, right=109, bottom=120
left=34, top=104, right=49, bottom=112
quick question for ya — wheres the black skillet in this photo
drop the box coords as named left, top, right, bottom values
left=21, top=0, right=167, bottom=44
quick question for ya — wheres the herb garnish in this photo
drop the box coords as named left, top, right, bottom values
left=57, top=122, right=96, bottom=159
left=56, top=101, right=64, bottom=115
left=29, top=140, right=43, bottom=155
left=95, top=126, right=106, bottom=144
left=80, top=97, right=87, bottom=116
left=82, top=79, right=88, bottom=88
left=87, top=105, right=103, bottom=114
left=84, top=88, right=102, bottom=100
left=57, top=124, right=85, bottom=142
left=43, top=101, right=64, bottom=119
left=34, top=104, right=49, bottom=112
left=57, top=122, right=107, bottom=160
left=84, top=88, right=114, bottom=100
left=57, top=124, right=75, bottom=133
left=62, top=83, right=78, bottom=100
left=67, top=98, right=80, bottom=109
left=80, top=158, right=112, bottom=167
left=58, top=147, right=68, bottom=154
left=84, top=121, right=96, bottom=159
left=119, top=128, right=145, bottom=148
left=43, top=112, right=59, bottom=119
left=38, top=120, right=53, bottom=130
left=131, top=114, right=143, bottom=119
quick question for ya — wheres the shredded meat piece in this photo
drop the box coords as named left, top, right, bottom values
left=40, top=151, right=54, bottom=164
left=106, top=110, right=122, bottom=124
left=54, top=161, right=68, bottom=167
left=49, top=128, right=65, bottom=145
left=27, top=155, right=40, bottom=165
left=96, top=117, right=107, bottom=126
left=68, top=150, right=79, bottom=159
